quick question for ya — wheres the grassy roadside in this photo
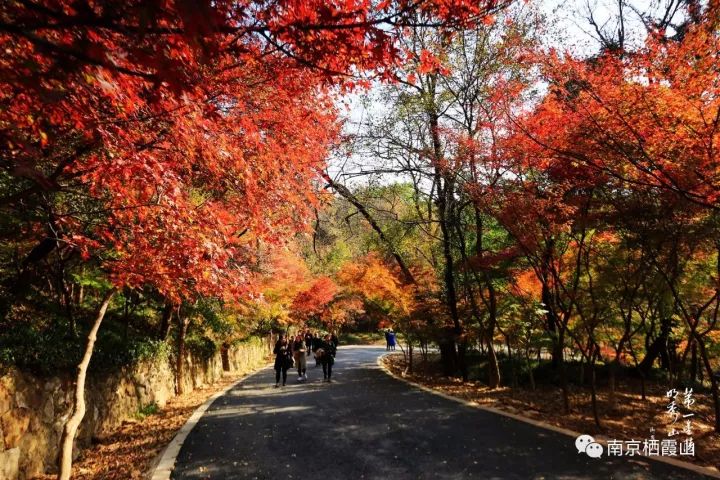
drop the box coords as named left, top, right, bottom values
left=340, top=332, right=385, bottom=345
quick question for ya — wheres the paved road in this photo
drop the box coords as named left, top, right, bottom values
left=171, top=346, right=713, bottom=479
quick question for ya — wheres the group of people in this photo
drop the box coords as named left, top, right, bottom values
left=273, top=331, right=339, bottom=387
left=384, top=329, right=396, bottom=351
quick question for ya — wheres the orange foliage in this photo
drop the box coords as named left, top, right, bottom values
left=510, top=269, right=542, bottom=299
left=337, top=253, right=416, bottom=318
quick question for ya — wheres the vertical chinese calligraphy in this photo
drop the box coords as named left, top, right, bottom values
left=665, top=388, right=695, bottom=456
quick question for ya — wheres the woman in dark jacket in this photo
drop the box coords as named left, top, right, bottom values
left=318, top=334, right=336, bottom=382
left=311, top=333, right=322, bottom=366
left=304, top=331, right=313, bottom=355
left=273, top=335, right=293, bottom=387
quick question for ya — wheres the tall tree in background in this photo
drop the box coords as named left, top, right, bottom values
left=334, top=4, right=539, bottom=380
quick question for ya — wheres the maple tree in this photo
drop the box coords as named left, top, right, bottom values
left=290, top=276, right=339, bottom=323
left=245, top=250, right=319, bottom=330
left=1, top=1, right=509, bottom=477
left=338, top=253, right=415, bottom=318
left=494, top=3, right=720, bottom=428
left=336, top=252, right=434, bottom=360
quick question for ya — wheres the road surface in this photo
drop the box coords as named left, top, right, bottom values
left=171, top=346, right=714, bottom=479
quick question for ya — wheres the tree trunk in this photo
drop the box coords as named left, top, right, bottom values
left=158, top=301, right=173, bottom=340
left=590, top=352, right=602, bottom=429
left=408, top=343, right=413, bottom=374
left=437, top=185, right=464, bottom=379
left=690, top=340, right=698, bottom=385
left=560, top=364, right=571, bottom=414
left=608, top=358, right=618, bottom=410
left=426, top=88, right=465, bottom=380
left=540, top=240, right=563, bottom=369
left=57, top=289, right=116, bottom=480
left=638, top=316, right=672, bottom=374
left=628, top=343, right=647, bottom=400
left=526, top=351, right=536, bottom=391
left=176, top=312, right=190, bottom=395
left=609, top=332, right=629, bottom=410
left=487, top=338, right=500, bottom=389
left=486, top=282, right=501, bottom=389
left=505, top=334, right=517, bottom=388
left=221, top=343, right=230, bottom=372
left=697, top=338, right=720, bottom=432
left=456, top=338, right=468, bottom=382
left=438, top=329, right=457, bottom=377
left=558, top=330, right=571, bottom=414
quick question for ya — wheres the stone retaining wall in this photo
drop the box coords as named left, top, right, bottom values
left=0, top=336, right=272, bottom=479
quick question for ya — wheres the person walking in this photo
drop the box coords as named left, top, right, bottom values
left=312, top=333, right=322, bottom=366
left=384, top=329, right=390, bottom=350
left=387, top=329, right=396, bottom=351
left=273, top=335, right=293, bottom=387
left=292, top=334, right=307, bottom=381
left=318, top=334, right=337, bottom=382
left=304, top=330, right=313, bottom=356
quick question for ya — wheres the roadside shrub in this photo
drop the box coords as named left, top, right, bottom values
left=0, top=320, right=171, bottom=375
left=0, top=321, right=82, bottom=375
left=135, top=402, right=159, bottom=420
left=185, top=334, right=217, bottom=361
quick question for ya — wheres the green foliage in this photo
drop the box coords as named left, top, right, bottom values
left=71, top=268, right=112, bottom=292
left=135, top=402, right=159, bottom=420
left=186, top=299, right=233, bottom=336
left=92, top=330, right=171, bottom=372
left=185, top=334, right=218, bottom=361
left=0, top=321, right=83, bottom=375
left=129, top=338, right=170, bottom=363
left=340, top=332, right=384, bottom=345
left=0, top=319, right=171, bottom=376
left=229, top=335, right=264, bottom=349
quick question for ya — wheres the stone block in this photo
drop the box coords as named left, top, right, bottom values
left=0, top=447, right=20, bottom=480
left=0, top=447, right=19, bottom=480
left=18, top=430, right=47, bottom=478
left=1, top=408, right=30, bottom=449
left=0, top=381, right=12, bottom=416
left=41, top=397, right=54, bottom=423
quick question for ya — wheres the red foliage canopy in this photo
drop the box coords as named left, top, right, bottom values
left=0, top=0, right=508, bottom=303
left=513, top=8, right=720, bottom=209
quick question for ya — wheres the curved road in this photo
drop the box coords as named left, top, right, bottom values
left=171, top=346, right=713, bottom=479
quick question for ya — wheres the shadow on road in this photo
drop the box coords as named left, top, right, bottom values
left=171, top=346, right=713, bottom=480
